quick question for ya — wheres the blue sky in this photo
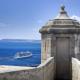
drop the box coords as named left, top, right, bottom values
left=0, top=0, right=80, bottom=40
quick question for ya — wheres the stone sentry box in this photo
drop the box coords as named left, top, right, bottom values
left=39, top=5, right=80, bottom=80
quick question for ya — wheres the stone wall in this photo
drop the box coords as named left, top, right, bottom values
left=0, top=57, right=54, bottom=80
left=72, top=58, right=80, bottom=80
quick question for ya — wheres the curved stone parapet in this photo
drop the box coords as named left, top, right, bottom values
left=0, top=57, right=54, bottom=80
left=72, top=58, right=80, bottom=80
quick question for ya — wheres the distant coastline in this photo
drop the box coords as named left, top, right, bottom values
left=0, top=39, right=41, bottom=43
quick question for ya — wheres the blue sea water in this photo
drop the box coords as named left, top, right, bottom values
left=0, top=41, right=41, bottom=67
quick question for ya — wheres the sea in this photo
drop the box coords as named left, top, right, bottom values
left=0, top=40, right=41, bottom=67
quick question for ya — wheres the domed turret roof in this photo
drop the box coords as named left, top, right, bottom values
left=55, top=5, right=70, bottom=19
left=39, top=5, right=80, bottom=33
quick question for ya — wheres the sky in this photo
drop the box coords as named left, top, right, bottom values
left=0, top=0, right=80, bottom=40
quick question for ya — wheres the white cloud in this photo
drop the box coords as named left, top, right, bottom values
left=71, top=15, right=80, bottom=22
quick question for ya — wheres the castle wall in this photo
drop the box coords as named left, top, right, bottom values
left=72, top=58, right=80, bottom=80
left=0, top=57, right=54, bottom=80
left=74, top=34, right=80, bottom=60
left=41, top=34, right=52, bottom=62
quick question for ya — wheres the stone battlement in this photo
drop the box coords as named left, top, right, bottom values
left=0, top=57, right=80, bottom=80
left=0, top=57, right=54, bottom=80
left=72, top=58, right=80, bottom=80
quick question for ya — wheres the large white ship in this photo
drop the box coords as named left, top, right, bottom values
left=14, top=51, right=32, bottom=59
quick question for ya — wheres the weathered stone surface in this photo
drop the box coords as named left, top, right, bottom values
left=0, top=57, right=54, bottom=80
left=72, top=58, right=80, bottom=80
left=39, top=5, right=80, bottom=80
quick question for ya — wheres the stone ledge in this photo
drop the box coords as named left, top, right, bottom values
left=0, top=57, right=54, bottom=80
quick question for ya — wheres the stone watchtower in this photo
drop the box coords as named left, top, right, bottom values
left=39, top=5, right=80, bottom=80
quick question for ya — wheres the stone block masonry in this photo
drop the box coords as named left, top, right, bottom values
left=0, top=57, right=54, bottom=80
left=0, top=57, right=80, bottom=80
left=72, top=58, right=80, bottom=80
